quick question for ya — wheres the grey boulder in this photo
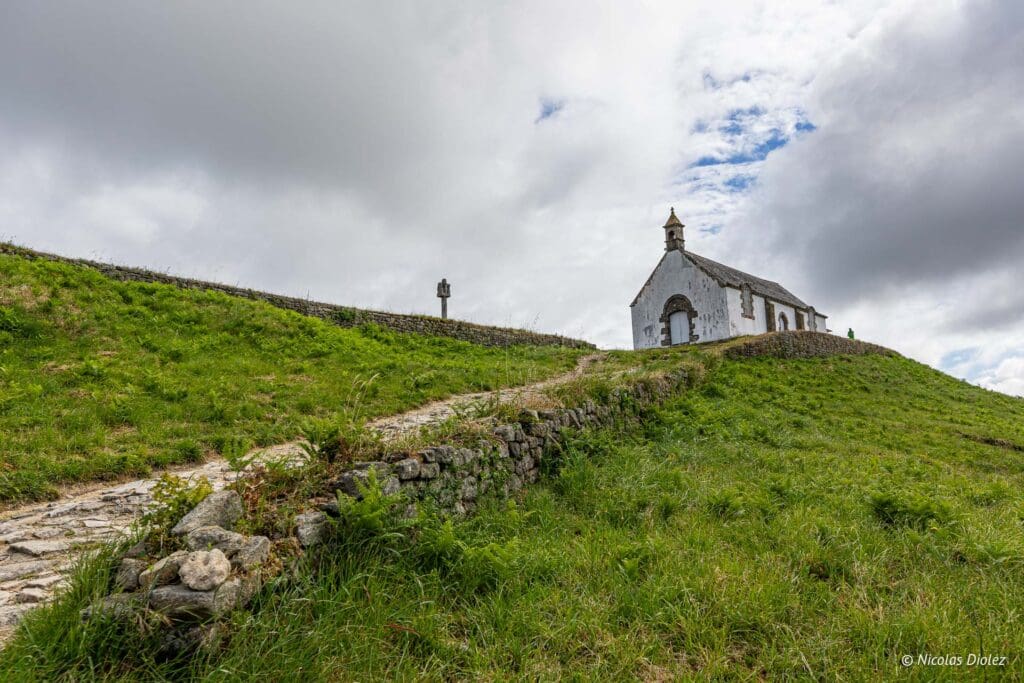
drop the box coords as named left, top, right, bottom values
left=186, top=526, right=246, bottom=555
left=179, top=549, right=231, bottom=591
left=171, top=491, right=243, bottom=536
left=294, top=511, right=327, bottom=547
left=231, top=536, right=271, bottom=571
left=138, top=551, right=189, bottom=590
left=115, top=558, right=149, bottom=592
left=148, top=580, right=241, bottom=621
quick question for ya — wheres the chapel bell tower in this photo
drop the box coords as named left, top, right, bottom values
left=664, top=207, right=684, bottom=252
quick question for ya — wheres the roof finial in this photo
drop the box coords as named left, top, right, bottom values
left=664, top=207, right=683, bottom=228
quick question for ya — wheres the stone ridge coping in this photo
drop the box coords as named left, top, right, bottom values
left=721, top=330, right=896, bottom=360
left=84, top=367, right=688, bottom=653
left=0, top=243, right=595, bottom=350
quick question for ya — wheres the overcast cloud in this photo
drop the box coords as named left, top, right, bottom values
left=1, top=1, right=1022, bottom=394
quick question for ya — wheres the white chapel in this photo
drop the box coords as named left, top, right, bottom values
left=630, top=209, right=828, bottom=349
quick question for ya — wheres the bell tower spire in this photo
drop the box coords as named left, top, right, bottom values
left=663, top=207, right=684, bottom=252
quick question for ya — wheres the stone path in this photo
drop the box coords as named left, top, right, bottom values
left=0, top=354, right=603, bottom=642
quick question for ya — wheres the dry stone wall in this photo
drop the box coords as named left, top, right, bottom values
left=1, top=244, right=594, bottom=349
left=723, top=331, right=894, bottom=360
left=85, top=368, right=688, bottom=652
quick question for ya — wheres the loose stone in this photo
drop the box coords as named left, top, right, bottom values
left=394, top=458, right=420, bottom=480
left=171, top=491, right=243, bottom=536
left=0, top=560, right=52, bottom=583
left=138, top=551, right=189, bottom=590
left=25, top=574, right=65, bottom=589
left=115, top=559, right=149, bottom=592
left=148, top=580, right=240, bottom=621
left=418, top=462, right=440, bottom=479
left=0, top=604, right=34, bottom=627
left=295, top=511, right=327, bottom=548
left=186, top=526, right=245, bottom=555
left=9, top=540, right=70, bottom=557
left=14, top=588, right=48, bottom=604
left=231, top=536, right=271, bottom=571
left=82, top=519, right=111, bottom=528
left=178, top=549, right=231, bottom=591
left=31, top=528, right=63, bottom=539
left=492, top=425, right=516, bottom=441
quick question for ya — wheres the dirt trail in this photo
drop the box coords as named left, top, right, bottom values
left=0, top=353, right=604, bottom=639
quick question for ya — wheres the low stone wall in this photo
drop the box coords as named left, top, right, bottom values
left=0, top=244, right=594, bottom=350
left=322, top=368, right=687, bottom=522
left=84, top=368, right=687, bottom=652
left=723, top=331, right=895, bottom=360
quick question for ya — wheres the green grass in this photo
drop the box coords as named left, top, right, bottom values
left=6, top=351, right=1024, bottom=680
left=0, top=253, right=584, bottom=503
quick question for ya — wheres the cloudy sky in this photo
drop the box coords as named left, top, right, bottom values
left=2, top=1, right=1022, bottom=394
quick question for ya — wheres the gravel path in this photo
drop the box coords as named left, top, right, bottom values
left=0, top=353, right=602, bottom=641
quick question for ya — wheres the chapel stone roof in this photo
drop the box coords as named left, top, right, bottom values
left=684, top=251, right=810, bottom=310
left=629, top=249, right=816, bottom=313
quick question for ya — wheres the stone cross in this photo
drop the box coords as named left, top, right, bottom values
left=436, top=278, right=451, bottom=319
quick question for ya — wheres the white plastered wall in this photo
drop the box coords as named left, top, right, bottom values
left=726, top=287, right=770, bottom=337
left=630, top=251, right=730, bottom=349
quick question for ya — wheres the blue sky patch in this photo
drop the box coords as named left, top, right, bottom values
left=688, top=130, right=789, bottom=168
left=724, top=174, right=756, bottom=192
left=940, top=347, right=980, bottom=370
left=535, top=98, right=565, bottom=123
left=747, top=129, right=788, bottom=159
left=691, top=156, right=725, bottom=167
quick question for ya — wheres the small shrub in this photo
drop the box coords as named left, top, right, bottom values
left=173, top=439, right=203, bottom=463
left=407, top=370, right=441, bottom=391
left=458, top=539, right=520, bottom=593
left=329, top=470, right=411, bottom=554
left=869, top=491, right=951, bottom=530
left=0, top=306, right=43, bottom=339
left=300, top=415, right=379, bottom=465
left=78, top=360, right=106, bottom=380
left=614, top=542, right=658, bottom=582
left=654, top=493, right=680, bottom=522
left=332, top=308, right=358, bottom=324
left=706, top=488, right=746, bottom=519
left=218, top=435, right=256, bottom=472
left=358, top=322, right=395, bottom=344
left=142, top=474, right=213, bottom=553
left=416, top=518, right=464, bottom=570
left=804, top=551, right=850, bottom=583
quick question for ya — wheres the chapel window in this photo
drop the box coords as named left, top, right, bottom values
left=740, top=284, right=754, bottom=319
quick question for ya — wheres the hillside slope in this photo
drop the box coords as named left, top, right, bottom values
left=0, top=252, right=584, bottom=503
left=5, top=347, right=1023, bottom=679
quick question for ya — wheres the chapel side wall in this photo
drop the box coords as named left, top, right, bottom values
left=630, top=251, right=730, bottom=348
left=727, top=288, right=766, bottom=337
left=773, top=302, right=797, bottom=332
left=814, top=314, right=829, bottom=332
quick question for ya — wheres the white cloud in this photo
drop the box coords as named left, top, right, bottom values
left=977, top=357, right=1024, bottom=397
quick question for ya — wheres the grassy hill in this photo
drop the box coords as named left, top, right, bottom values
left=5, top=347, right=1024, bottom=679
left=0, top=252, right=584, bottom=503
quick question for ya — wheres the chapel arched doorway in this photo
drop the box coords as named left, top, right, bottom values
left=660, top=295, right=698, bottom=346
